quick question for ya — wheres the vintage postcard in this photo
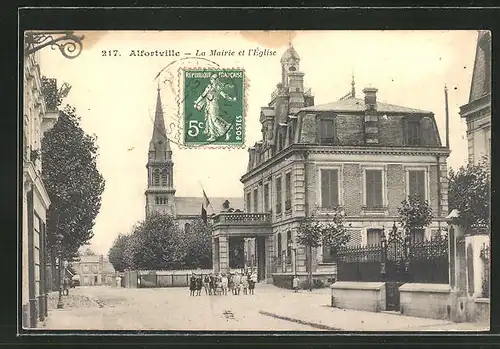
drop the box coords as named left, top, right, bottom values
left=22, top=30, right=490, bottom=332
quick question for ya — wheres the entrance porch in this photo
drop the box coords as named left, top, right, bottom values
left=212, top=213, right=273, bottom=282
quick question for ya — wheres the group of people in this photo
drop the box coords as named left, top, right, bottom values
left=189, top=271, right=258, bottom=296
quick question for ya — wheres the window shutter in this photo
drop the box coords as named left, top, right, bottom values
left=321, top=170, right=330, bottom=208
left=330, top=170, right=339, bottom=207
left=417, top=171, right=426, bottom=200
left=366, top=170, right=382, bottom=207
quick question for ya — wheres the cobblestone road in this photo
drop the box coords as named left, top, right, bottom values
left=42, top=285, right=324, bottom=331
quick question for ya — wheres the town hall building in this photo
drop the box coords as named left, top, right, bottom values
left=211, top=43, right=450, bottom=284
left=144, top=87, right=243, bottom=229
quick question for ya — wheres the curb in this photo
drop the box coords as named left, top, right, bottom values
left=258, top=310, right=340, bottom=331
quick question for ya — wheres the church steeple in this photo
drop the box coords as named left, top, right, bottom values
left=149, top=87, right=171, bottom=159
left=145, top=87, right=176, bottom=218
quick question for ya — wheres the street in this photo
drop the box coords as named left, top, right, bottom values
left=42, top=285, right=324, bottom=331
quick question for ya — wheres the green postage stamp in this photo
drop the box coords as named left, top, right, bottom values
left=181, top=69, right=245, bottom=146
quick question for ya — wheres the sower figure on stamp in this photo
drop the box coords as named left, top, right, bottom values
left=194, top=73, right=237, bottom=142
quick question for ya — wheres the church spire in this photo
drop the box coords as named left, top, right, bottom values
left=149, top=87, right=171, bottom=153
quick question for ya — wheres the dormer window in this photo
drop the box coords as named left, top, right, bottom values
left=405, top=120, right=421, bottom=146
left=319, top=117, right=335, bottom=144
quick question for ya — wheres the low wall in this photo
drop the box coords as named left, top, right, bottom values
left=330, top=282, right=386, bottom=312
left=399, top=283, right=451, bottom=320
left=272, top=272, right=336, bottom=289
left=475, top=298, right=490, bottom=323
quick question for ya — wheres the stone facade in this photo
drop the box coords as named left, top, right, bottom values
left=459, top=30, right=491, bottom=165
left=72, top=254, right=115, bottom=286
left=238, top=44, right=450, bottom=283
left=22, top=49, right=58, bottom=328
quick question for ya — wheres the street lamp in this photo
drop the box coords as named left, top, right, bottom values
left=56, top=233, right=64, bottom=309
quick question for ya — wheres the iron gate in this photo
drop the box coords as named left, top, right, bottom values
left=382, top=228, right=409, bottom=311
left=337, top=225, right=449, bottom=312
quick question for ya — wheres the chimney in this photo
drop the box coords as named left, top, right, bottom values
left=363, top=87, right=378, bottom=109
left=363, top=87, right=379, bottom=144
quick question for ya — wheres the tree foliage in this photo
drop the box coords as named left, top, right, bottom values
left=41, top=105, right=105, bottom=260
left=296, top=207, right=350, bottom=290
left=108, top=234, right=130, bottom=272
left=296, top=209, right=350, bottom=250
left=398, top=194, right=434, bottom=233
left=183, top=218, right=212, bottom=269
left=122, top=213, right=187, bottom=270
left=448, top=158, right=490, bottom=229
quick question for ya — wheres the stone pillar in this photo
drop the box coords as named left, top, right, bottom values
left=212, top=237, right=219, bottom=273
left=465, top=233, right=490, bottom=298
left=219, top=236, right=229, bottom=274
left=265, top=235, right=275, bottom=283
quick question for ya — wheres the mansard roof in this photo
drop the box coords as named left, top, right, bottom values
left=299, top=97, right=432, bottom=115
left=469, top=30, right=491, bottom=103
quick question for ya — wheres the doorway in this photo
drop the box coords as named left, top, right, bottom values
left=256, top=236, right=266, bottom=282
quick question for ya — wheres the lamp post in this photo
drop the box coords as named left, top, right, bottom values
left=56, top=233, right=64, bottom=309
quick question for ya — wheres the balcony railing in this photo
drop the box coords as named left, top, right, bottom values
left=212, top=212, right=271, bottom=225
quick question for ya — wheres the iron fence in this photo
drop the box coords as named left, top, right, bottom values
left=336, top=234, right=449, bottom=284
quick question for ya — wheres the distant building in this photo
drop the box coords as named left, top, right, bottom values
left=72, top=254, right=116, bottom=286
left=459, top=30, right=491, bottom=165
left=144, top=87, right=244, bottom=229
left=22, top=47, right=59, bottom=328
left=212, top=44, right=450, bottom=283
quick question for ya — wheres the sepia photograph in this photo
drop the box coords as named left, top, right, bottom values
left=21, top=29, right=491, bottom=332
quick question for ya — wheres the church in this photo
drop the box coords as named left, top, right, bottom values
left=144, top=86, right=244, bottom=230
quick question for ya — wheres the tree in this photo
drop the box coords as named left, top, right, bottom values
left=448, top=157, right=490, bottom=230
left=398, top=194, right=433, bottom=239
left=122, top=213, right=187, bottom=270
left=108, top=234, right=130, bottom=272
left=296, top=208, right=350, bottom=290
left=183, top=219, right=212, bottom=269
left=41, top=105, right=105, bottom=262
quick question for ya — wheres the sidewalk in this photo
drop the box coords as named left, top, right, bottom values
left=259, top=288, right=489, bottom=332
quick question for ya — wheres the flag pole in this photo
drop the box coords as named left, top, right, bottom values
left=199, top=181, right=216, bottom=213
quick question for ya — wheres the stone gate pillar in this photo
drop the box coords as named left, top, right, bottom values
left=212, top=237, right=220, bottom=273
left=265, top=235, right=275, bottom=283
left=219, top=236, right=230, bottom=274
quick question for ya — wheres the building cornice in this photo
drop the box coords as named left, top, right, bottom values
left=23, top=161, right=51, bottom=209
left=459, top=93, right=491, bottom=119
left=241, top=143, right=451, bottom=183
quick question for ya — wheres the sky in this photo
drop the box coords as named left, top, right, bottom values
left=39, top=30, right=478, bottom=255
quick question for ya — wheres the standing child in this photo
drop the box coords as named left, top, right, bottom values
left=233, top=272, right=241, bottom=295
left=203, top=274, right=210, bottom=295
left=292, top=275, right=300, bottom=292
left=228, top=273, right=235, bottom=295
left=248, top=273, right=256, bottom=295
left=221, top=274, right=228, bottom=295
left=189, top=273, right=196, bottom=296
left=242, top=273, right=249, bottom=295
left=195, top=276, right=202, bottom=296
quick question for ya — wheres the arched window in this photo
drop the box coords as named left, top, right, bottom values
left=155, top=196, right=159, bottom=205
left=185, top=223, right=191, bottom=233
left=161, top=169, right=169, bottom=186
left=153, top=169, right=160, bottom=186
